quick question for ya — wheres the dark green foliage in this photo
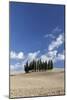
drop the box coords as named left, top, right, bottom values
left=37, top=60, right=40, bottom=72
left=44, top=61, right=48, bottom=71
left=39, top=59, right=41, bottom=71
left=48, top=60, right=51, bottom=69
left=51, top=60, right=53, bottom=69
left=24, top=61, right=29, bottom=73
left=24, top=59, right=53, bottom=73
left=48, top=60, right=53, bottom=70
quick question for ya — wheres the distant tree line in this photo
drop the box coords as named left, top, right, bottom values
left=24, top=59, right=53, bottom=73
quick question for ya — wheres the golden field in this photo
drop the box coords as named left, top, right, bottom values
left=10, top=68, right=65, bottom=98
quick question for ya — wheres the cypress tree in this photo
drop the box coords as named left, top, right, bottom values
left=44, top=61, right=47, bottom=71
left=24, top=61, right=29, bottom=73
left=48, top=60, right=51, bottom=69
left=51, top=60, right=53, bottom=69
left=37, top=60, right=39, bottom=72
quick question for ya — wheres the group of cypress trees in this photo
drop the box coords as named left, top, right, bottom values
left=24, top=59, right=53, bottom=73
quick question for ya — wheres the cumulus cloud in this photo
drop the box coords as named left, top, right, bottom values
left=44, top=27, right=62, bottom=39
left=28, top=50, right=40, bottom=62
left=10, top=51, right=24, bottom=60
left=44, top=34, right=55, bottom=39
left=10, top=50, right=40, bottom=71
left=10, top=62, right=24, bottom=71
left=41, top=50, right=58, bottom=62
left=55, top=51, right=64, bottom=61
left=18, top=52, right=24, bottom=59
left=47, top=50, right=57, bottom=60
left=41, top=50, right=64, bottom=63
left=41, top=55, right=49, bottom=62
left=57, top=54, right=64, bottom=60
left=48, top=34, right=64, bottom=51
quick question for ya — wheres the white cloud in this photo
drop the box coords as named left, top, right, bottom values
left=18, top=52, right=24, bottom=59
left=10, top=51, right=24, bottom=60
left=10, top=62, right=24, bottom=71
left=41, top=55, right=49, bottom=62
left=44, top=34, right=55, bottom=39
left=27, top=50, right=40, bottom=62
left=10, top=65, right=15, bottom=71
left=48, top=34, right=64, bottom=51
left=47, top=50, right=57, bottom=58
left=55, top=52, right=64, bottom=61
left=15, top=63, right=22, bottom=67
left=10, top=50, right=40, bottom=71
left=41, top=50, right=64, bottom=63
left=52, top=26, right=62, bottom=33
left=10, top=51, right=16, bottom=59
left=57, top=54, right=64, bottom=60
left=44, top=27, right=62, bottom=39
left=41, top=50, right=57, bottom=62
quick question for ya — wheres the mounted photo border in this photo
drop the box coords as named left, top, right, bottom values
left=9, top=1, right=65, bottom=99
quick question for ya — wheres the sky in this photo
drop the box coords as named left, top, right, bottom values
left=9, top=2, right=65, bottom=72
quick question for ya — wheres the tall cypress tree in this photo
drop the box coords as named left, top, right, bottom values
left=24, top=61, right=29, bottom=73
left=24, top=59, right=53, bottom=73
left=44, top=61, right=47, bottom=71
left=51, top=60, right=53, bottom=69
left=48, top=60, right=51, bottom=69
left=37, top=60, right=39, bottom=72
left=34, top=60, right=36, bottom=72
left=39, top=59, right=42, bottom=71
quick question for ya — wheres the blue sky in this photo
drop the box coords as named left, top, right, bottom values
left=9, top=2, right=65, bottom=71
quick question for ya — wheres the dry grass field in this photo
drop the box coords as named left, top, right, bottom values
left=10, top=69, right=65, bottom=98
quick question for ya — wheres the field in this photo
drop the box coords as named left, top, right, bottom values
left=10, top=69, right=65, bottom=98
